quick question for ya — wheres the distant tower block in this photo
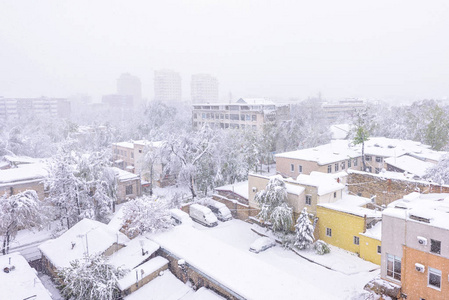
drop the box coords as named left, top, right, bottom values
left=191, top=74, right=219, bottom=104
left=154, top=69, right=182, bottom=105
left=117, top=73, right=142, bottom=106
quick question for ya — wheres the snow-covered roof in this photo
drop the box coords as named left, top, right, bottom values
left=0, top=252, right=52, bottom=300
left=384, top=155, right=434, bottom=178
left=134, top=140, right=165, bottom=148
left=124, top=271, right=192, bottom=300
left=294, top=172, right=345, bottom=195
left=2, top=155, right=41, bottom=165
left=0, top=163, right=48, bottom=184
left=112, top=167, right=139, bottom=182
left=108, top=237, right=159, bottom=270
left=275, top=137, right=446, bottom=166
left=112, top=141, right=134, bottom=149
left=361, top=221, right=382, bottom=241
left=117, top=256, right=169, bottom=291
left=330, top=124, right=351, bottom=140
left=149, top=225, right=333, bottom=299
left=39, top=218, right=130, bottom=269
left=214, top=180, right=249, bottom=199
left=285, top=182, right=305, bottom=196
left=363, top=137, right=446, bottom=160
left=275, top=140, right=359, bottom=165
left=237, top=97, right=275, bottom=105
left=318, top=193, right=380, bottom=218
left=383, top=193, right=449, bottom=230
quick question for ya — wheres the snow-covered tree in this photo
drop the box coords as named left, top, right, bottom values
left=58, top=254, right=127, bottom=300
left=46, top=144, right=115, bottom=229
left=424, top=154, right=449, bottom=185
left=0, top=190, right=48, bottom=254
left=294, top=207, right=315, bottom=250
left=352, top=108, right=372, bottom=172
left=271, top=203, right=294, bottom=233
left=164, top=127, right=217, bottom=199
left=121, top=196, right=172, bottom=237
left=255, top=176, right=293, bottom=233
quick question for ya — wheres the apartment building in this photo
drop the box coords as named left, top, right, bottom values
left=111, top=140, right=167, bottom=186
left=191, top=73, right=219, bottom=103
left=275, top=137, right=445, bottom=178
left=154, top=69, right=182, bottom=104
left=0, top=97, right=70, bottom=120
left=248, top=172, right=345, bottom=220
left=0, top=163, right=48, bottom=200
left=322, top=99, right=366, bottom=123
left=381, top=192, right=449, bottom=299
left=192, top=98, right=289, bottom=131
left=117, top=73, right=142, bottom=102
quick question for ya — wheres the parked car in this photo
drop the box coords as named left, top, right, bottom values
left=169, top=208, right=193, bottom=226
left=189, top=204, right=218, bottom=227
left=249, top=237, right=276, bottom=253
left=205, top=199, right=232, bottom=221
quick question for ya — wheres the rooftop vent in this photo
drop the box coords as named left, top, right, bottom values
left=388, top=145, right=396, bottom=149
left=409, top=214, right=430, bottom=223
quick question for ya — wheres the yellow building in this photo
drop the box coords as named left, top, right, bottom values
left=317, top=195, right=381, bottom=264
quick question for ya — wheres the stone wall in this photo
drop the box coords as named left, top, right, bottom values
left=157, top=248, right=245, bottom=300
left=347, top=172, right=449, bottom=206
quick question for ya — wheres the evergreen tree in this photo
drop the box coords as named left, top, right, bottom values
left=255, top=176, right=293, bottom=233
left=294, top=207, right=315, bottom=250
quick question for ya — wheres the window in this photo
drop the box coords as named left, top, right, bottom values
left=367, top=166, right=372, bottom=173
left=290, top=164, right=294, bottom=172
left=327, top=165, right=332, bottom=173
left=348, top=159, right=351, bottom=168
left=305, top=195, right=312, bottom=205
left=193, top=113, right=197, bottom=119
left=354, top=158, right=358, bottom=166
left=326, top=228, right=332, bottom=237
left=341, top=161, right=345, bottom=169
left=125, top=185, right=133, bottom=195
left=240, top=114, right=245, bottom=121
left=365, top=155, right=372, bottom=161
left=376, top=156, right=383, bottom=163
left=225, top=114, right=229, bottom=119
left=377, top=246, right=381, bottom=254
left=334, top=192, right=337, bottom=198
left=220, top=114, right=224, bottom=119
left=202, top=113, right=206, bottom=119
left=335, top=163, right=339, bottom=172
left=252, top=115, right=257, bottom=121
left=246, top=114, right=251, bottom=121
left=375, top=168, right=381, bottom=174
left=298, top=165, right=303, bottom=173
left=131, top=152, right=134, bottom=158
left=354, top=236, right=360, bottom=245
left=230, top=114, right=239, bottom=120
left=428, top=267, right=441, bottom=289
left=386, top=254, right=401, bottom=281
left=431, top=239, right=441, bottom=254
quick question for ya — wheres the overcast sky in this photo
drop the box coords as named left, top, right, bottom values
left=0, top=1, right=448, bottom=103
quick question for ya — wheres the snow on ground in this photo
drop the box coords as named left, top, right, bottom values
left=38, top=273, right=63, bottom=300
left=188, top=219, right=379, bottom=299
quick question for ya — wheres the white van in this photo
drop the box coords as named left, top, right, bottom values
left=189, top=204, right=218, bottom=227
left=169, top=208, right=193, bottom=226
left=206, top=200, right=232, bottom=222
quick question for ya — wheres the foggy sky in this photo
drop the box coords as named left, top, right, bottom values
left=1, top=0, right=448, bottom=103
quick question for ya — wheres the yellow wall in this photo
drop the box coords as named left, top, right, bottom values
left=359, top=234, right=381, bottom=265
left=317, top=206, right=365, bottom=255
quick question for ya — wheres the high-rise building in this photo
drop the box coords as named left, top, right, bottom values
left=191, top=74, right=219, bottom=103
left=117, top=73, right=142, bottom=106
left=154, top=69, right=182, bottom=104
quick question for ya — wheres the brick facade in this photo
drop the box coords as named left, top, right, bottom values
left=347, top=172, right=449, bottom=206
